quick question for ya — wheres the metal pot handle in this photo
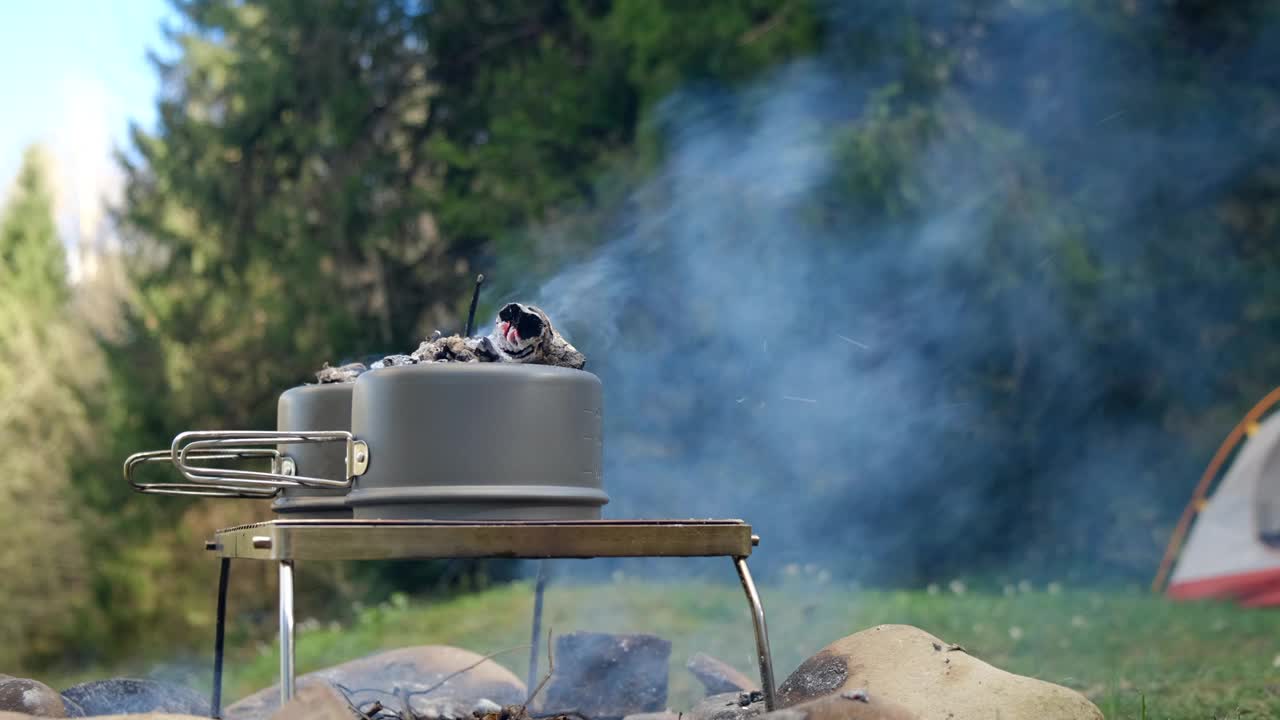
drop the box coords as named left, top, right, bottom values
left=125, top=448, right=281, bottom=498
left=171, top=430, right=369, bottom=490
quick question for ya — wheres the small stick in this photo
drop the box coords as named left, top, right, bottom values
left=464, top=273, right=486, bottom=336
left=522, top=627, right=555, bottom=712
left=331, top=682, right=378, bottom=720
left=405, top=644, right=529, bottom=700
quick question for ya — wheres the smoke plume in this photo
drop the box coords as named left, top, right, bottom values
left=496, top=2, right=1280, bottom=586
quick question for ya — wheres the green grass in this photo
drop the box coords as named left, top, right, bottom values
left=68, top=579, right=1280, bottom=719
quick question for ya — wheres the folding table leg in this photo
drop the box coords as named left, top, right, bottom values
left=733, top=557, right=777, bottom=711
left=278, top=560, right=296, bottom=705
left=527, top=560, right=551, bottom=691
left=211, top=558, right=231, bottom=719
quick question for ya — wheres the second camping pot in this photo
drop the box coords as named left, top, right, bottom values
left=272, top=383, right=354, bottom=518
left=344, top=363, right=608, bottom=520
left=159, top=385, right=360, bottom=514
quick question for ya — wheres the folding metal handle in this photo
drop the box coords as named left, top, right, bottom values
left=125, top=449, right=281, bottom=498
left=171, top=430, right=369, bottom=490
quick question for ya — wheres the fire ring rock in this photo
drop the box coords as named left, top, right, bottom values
left=224, top=645, right=526, bottom=720
left=59, top=678, right=209, bottom=717
left=776, top=625, right=1103, bottom=720
left=687, top=652, right=759, bottom=696
left=536, top=631, right=672, bottom=720
left=0, top=677, right=67, bottom=717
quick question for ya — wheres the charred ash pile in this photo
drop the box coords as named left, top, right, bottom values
left=316, top=276, right=585, bottom=384
left=317, top=301, right=584, bottom=382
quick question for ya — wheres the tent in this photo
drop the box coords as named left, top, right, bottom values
left=1158, top=388, right=1280, bottom=606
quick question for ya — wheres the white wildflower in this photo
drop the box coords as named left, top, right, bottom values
left=1009, top=626, right=1024, bottom=641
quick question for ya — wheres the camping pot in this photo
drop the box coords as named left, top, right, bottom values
left=343, top=363, right=608, bottom=519
left=272, top=383, right=354, bottom=518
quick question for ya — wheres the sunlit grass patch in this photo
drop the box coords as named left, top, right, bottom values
left=67, top=580, right=1280, bottom=719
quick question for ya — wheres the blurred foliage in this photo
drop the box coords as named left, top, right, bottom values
left=0, top=148, right=98, bottom=668
left=2, top=0, right=1279, bottom=679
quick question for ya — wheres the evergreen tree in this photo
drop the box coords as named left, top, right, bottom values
left=0, top=146, right=96, bottom=668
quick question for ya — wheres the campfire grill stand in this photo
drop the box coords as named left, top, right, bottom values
left=206, top=518, right=777, bottom=714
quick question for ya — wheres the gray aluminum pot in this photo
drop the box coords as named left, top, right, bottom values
left=273, top=383, right=354, bottom=518
left=344, top=363, right=607, bottom=519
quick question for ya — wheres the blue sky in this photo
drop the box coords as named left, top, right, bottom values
left=0, top=0, right=171, bottom=207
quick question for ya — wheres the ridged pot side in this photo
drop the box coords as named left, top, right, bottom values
left=273, top=382, right=355, bottom=518
left=346, top=363, right=607, bottom=520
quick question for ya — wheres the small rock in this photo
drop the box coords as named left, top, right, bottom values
left=59, top=678, right=209, bottom=717
left=776, top=625, right=1102, bottom=719
left=687, top=691, right=767, bottom=720
left=687, top=653, right=758, bottom=696
left=538, top=632, right=672, bottom=720
left=269, top=684, right=352, bottom=720
left=762, top=693, right=917, bottom=720
left=0, top=677, right=67, bottom=717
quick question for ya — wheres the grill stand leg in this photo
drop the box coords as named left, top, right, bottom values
left=527, top=560, right=551, bottom=691
left=278, top=560, right=296, bottom=706
left=211, top=557, right=230, bottom=719
left=734, top=557, right=777, bottom=711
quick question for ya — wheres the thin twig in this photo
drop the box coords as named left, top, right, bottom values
left=335, top=682, right=400, bottom=699
left=405, top=644, right=531, bottom=700
left=739, top=0, right=795, bottom=45
left=836, top=334, right=869, bottom=349
left=393, top=685, right=412, bottom=720
left=522, top=627, right=556, bottom=711
left=331, top=681, right=377, bottom=720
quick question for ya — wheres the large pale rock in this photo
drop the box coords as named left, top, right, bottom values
left=60, top=678, right=209, bottom=717
left=0, top=677, right=67, bottom=717
left=269, top=684, right=351, bottom=720
left=225, top=645, right=525, bottom=720
left=687, top=653, right=759, bottom=695
left=764, top=693, right=917, bottom=720
left=776, top=625, right=1102, bottom=720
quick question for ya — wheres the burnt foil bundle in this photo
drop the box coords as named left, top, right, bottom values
left=314, top=302, right=584, bottom=384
